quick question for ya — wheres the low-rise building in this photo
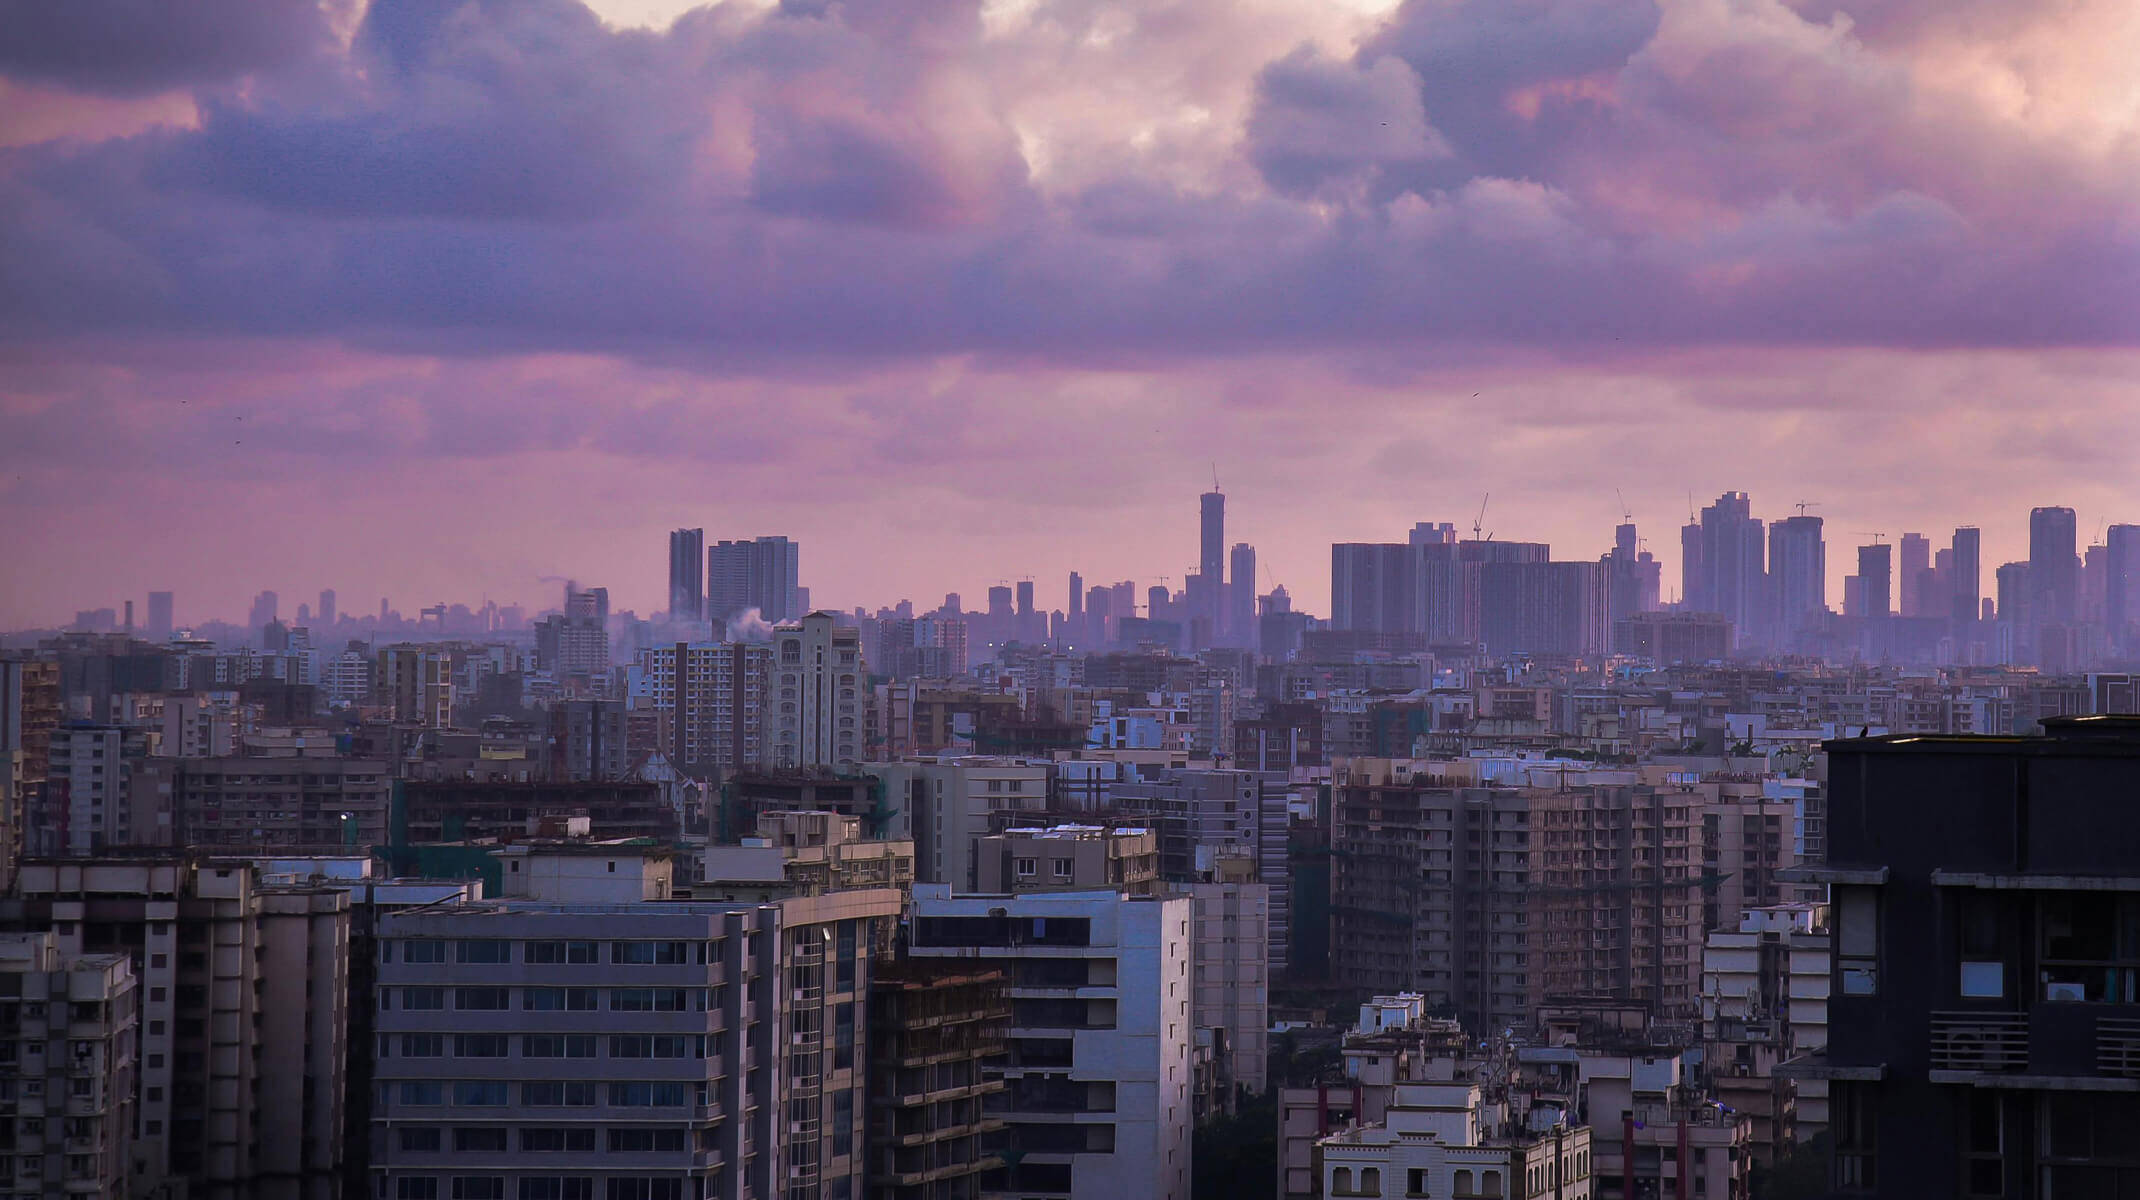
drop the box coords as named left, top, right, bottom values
left=699, top=810, right=915, bottom=901
left=1318, top=1082, right=1593, bottom=1200
left=973, top=824, right=1160, bottom=895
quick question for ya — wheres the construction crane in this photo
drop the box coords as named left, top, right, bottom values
left=1472, top=493, right=1491, bottom=542
left=1853, top=532, right=1887, bottom=544
left=1794, top=501, right=1821, bottom=517
left=1615, top=488, right=1632, bottom=523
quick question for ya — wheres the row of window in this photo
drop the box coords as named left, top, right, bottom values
left=384, top=988, right=717, bottom=1013
left=395, top=1127, right=695, bottom=1153
left=388, top=1179, right=684, bottom=1200
left=386, top=1082, right=704, bottom=1108
left=382, top=1034, right=708, bottom=1060
left=392, top=941, right=706, bottom=966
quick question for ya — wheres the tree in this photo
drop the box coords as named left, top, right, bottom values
left=1193, top=1090, right=1278, bottom=1200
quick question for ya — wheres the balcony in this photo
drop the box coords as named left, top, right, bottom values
left=2100, top=1017, right=2140, bottom=1079
left=1930, top=1012, right=2029, bottom=1075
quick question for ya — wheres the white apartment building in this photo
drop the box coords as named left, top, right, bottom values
left=908, top=885, right=1194, bottom=1200
left=770, top=615, right=864, bottom=771
left=1318, top=1083, right=1593, bottom=1200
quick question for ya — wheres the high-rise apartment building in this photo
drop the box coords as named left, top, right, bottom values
left=557, top=585, right=611, bottom=681
left=1857, top=543, right=1892, bottom=620
left=1768, top=514, right=1826, bottom=646
left=2029, top=505, right=2079, bottom=632
left=0, top=657, right=60, bottom=890
left=2105, top=524, right=2140, bottom=652
left=249, top=590, right=279, bottom=632
left=0, top=858, right=351, bottom=1200
left=1699, top=492, right=1768, bottom=648
left=769, top=613, right=864, bottom=770
left=1951, top=526, right=1982, bottom=623
left=668, top=527, right=706, bottom=620
left=40, top=724, right=156, bottom=855
left=1897, top=533, right=1930, bottom=616
left=146, top=590, right=175, bottom=640
left=1200, top=490, right=1226, bottom=631
left=865, top=963, right=1010, bottom=1200
left=1788, top=717, right=2140, bottom=1197
left=909, top=886, right=1194, bottom=1200
left=0, top=931, right=139, bottom=1200
left=1229, top=543, right=1256, bottom=646
left=319, top=588, right=336, bottom=628
left=642, top=641, right=771, bottom=775
left=1330, top=763, right=1704, bottom=1035
left=377, top=645, right=453, bottom=727
left=167, top=755, right=392, bottom=850
left=707, top=537, right=802, bottom=625
left=370, top=889, right=900, bottom=1200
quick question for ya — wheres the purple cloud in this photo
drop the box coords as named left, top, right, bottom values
left=0, top=0, right=346, bottom=97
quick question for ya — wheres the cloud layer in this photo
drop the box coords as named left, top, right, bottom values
left=1, top=0, right=2137, bottom=622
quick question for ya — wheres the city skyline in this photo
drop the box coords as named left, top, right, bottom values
left=3, top=485, right=2124, bottom=634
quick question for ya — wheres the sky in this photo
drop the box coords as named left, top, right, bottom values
left=2, top=0, right=2137, bottom=628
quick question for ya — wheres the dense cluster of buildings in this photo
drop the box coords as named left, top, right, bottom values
left=4, top=488, right=2139, bottom=1198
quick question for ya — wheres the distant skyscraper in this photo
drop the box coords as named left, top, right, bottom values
left=1330, top=543, right=1416, bottom=634
left=1603, top=522, right=1661, bottom=630
left=1680, top=519, right=1706, bottom=610
left=1229, top=543, right=1256, bottom=646
left=1768, top=515, right=1826, bottom=644
left=2109, top=525, right=2140, bottom=652
left=317, top=588, right=336, bottom=628
left=1699, top=492, right=1767, bottom=648
left=707, top=536, right=801, bottom=625
left=1951, top=527, right=1982, bottom=624
left=1200, top=489, right=1225, bottom=632
left=1898, top=532, right=1930, bottom=617
left=1858, top=543, right=1893, bottom=620
left=145, top=591, right=174, bottom=640
left=668, top=527, right=705, bottom=619
left=2029, top=506, right=2079, bottom=628
left=248, top=590, right=278, bottom=631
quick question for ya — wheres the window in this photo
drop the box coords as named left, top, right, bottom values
left=401, top=1034, right=444, bottom=1058
left=604, top=1182, right=683, bottom=1200
left=451, top=1179, right=504, bottom=1200
left=1958, top=892, right=2006, bottom=998
left=1015, top=858, right=1037, bottom=878
left=610, top=988, right=688, bottom=1012
left=525, top=941, right=600, bottom=964
left=453, top=1035, right=509, bottom=1058
left=404, top=941, right=446, bottom=964
left=524, top=988, right=598, bottom=1011
left=1360, top=1168, right=1382, bottom=1196
left=402, top=987, right=445, bottom=1011
left=834, top=1003, right=854, bottom=1071
left=455, top=987, right=511, bottom=1011
left=522, top=1082, right=596, bottom=1107
left=1833, top=1082, right=1878, bottom=1192
left=1453, top=1172, right=1472, bottom=1197
left=605, top=1129, right=684, bottom=1152
left=522, top=1035, right=596, bottom=1058
left=519, top=1182, right=594, bottom=1200
left=452, top=1082, right=509, bottom=1107
left=519, top=1129, right=596, bottom=1153
left=1052, top=858, right=1073, bottom=879
left=610, top=1035, right=691, bottom=1058
left=833, top=1089, right=854, bottom=1157
left=1334, top=1168, right=1354, bottom=1196
left=453, top=1128, right=508, bottom=1152
left=607, top=1083, right=689, bottom=1107
left=611, top=941, right=689, bottom=964
left=398, top=1082, right=445, bottom=1106
left=1963, top=1090, right=2004, bottom=1197
left=1407, top=1168, right=1431, bottom=1197
left=2039, top=893, right=2140, bottom=1003
left=455, top=941, right=511, bottom=964
left=1837, top=886, right=1881, bottom=996
left=398, top=1127, right=442, bottom=1152
left=397, top=1180, right=439, bottom=1200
